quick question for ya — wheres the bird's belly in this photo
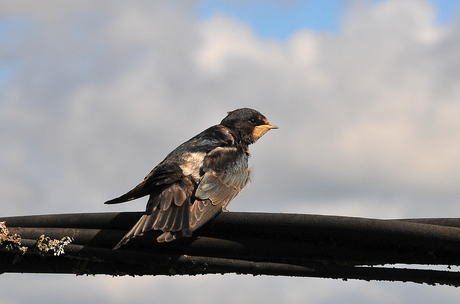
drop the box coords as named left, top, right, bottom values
left=179, top=152, right=206, bottom=182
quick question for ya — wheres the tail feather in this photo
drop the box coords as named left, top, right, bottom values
left=104, top=182, right=150, bottom=204
left=112, top=214, right=149, bottom=249
left=104, top=192, right=143, bottom=204
left=157, top=231, right=178, bottom=243
left=104, top=196, right=133, bottom=205
left=113, top=203, right=193, bottom=249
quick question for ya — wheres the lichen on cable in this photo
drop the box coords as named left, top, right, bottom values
left=34, top=235, right=73, bottom=256
left=0, top=221, right=28, bottom=254
left=0, top=221, right=73, bottom=256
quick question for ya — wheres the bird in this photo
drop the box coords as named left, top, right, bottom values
left=105, top=108, right=277, bottom=249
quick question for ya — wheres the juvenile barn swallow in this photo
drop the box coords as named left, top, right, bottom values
left=105, top=108, right=277, bottom=249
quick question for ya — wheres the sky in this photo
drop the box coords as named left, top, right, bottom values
left=2, top=0, right=460, bottom=303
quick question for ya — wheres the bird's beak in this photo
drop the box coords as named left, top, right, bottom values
left=253, top=124, right=278, bottom=141
left=265, top=124, right=278, bottom=130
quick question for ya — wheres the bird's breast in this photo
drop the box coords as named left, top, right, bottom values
left=179, top=152, right=206, bottom=183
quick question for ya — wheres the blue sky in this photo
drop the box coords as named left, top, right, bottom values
left=197, top=0, right=347, bottom=38
left=197, top=0, right=460, bottom=40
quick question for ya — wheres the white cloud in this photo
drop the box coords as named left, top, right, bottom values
left=195, top=15, right=286, bottom=74
left=2, top=0, right=460, bottom=303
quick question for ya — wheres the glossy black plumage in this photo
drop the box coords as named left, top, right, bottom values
left=105, top=108, right=277, bottom=249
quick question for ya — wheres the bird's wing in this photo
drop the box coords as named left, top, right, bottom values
left=106, top=125, right=234, bottom=205
left=104, top=162, right=184, bottom=204
left=112, top=170, right=196, bottom=248
left=190, top=147, right=250, bottom=231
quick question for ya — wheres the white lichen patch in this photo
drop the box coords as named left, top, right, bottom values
left=0, top=221, right=8, bottom=235
left=35, top=235, right=73, bottom=256
left=0, top=221, right=28, bottom=254
left=1, top=221, right=73, bottom=256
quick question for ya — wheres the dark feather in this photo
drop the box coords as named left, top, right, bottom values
left=106, top=108, right=276, bottom=248
left=188, top=147, right=250, bottom=231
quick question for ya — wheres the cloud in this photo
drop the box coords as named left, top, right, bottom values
left=2, top=0, right=460, bottom=303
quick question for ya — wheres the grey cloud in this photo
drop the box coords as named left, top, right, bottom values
left=2, top=0, right=460, bottom=303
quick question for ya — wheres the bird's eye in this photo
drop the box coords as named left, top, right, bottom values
left=249, top=118, right=257, bottom=124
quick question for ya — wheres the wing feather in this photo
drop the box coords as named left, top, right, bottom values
left=173, top=185, right=188, bottom=206
left=190, top=147, right=250, bottom=230
left=112, top=175, right=195, bottom=247
left=110, top=125, right=245, bottom=248
left=158, top=190, right=173, bottom=211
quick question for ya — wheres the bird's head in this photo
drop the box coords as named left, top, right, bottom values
left=221, top=108, right=278, bottom=145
